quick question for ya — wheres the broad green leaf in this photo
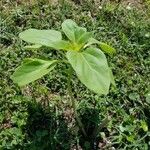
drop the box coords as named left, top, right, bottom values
left=24, top=44, right=42, bottom=50
left=62, top=19, right=77, bottom=42
left=85, top=38, right=116, bottom=55
left=62, top=19, right=92, bottom=48
left=19, top=29, right=62, bottom=47
left=67, top=47, right=111, bottom=95
left=11, top=58, right=57, bottom=86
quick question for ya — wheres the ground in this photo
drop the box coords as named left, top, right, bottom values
left=0, top=0, right=150, bottom=150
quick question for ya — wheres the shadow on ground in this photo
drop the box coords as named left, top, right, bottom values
left=78, top=107, right=104, bottom=150
left=24, top=100, right=72, bottom=150
left=23, top=100, right=104, bottom=150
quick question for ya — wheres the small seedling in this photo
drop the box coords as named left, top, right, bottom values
left=11, top=19, right=116, bottom=137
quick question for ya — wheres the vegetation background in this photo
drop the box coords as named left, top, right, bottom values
left=0, top=0, right=150, bottom=149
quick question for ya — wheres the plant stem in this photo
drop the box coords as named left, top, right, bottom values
left=67, top=67, right=87, bottom=137
left=92, top=117, right=109, bottom=140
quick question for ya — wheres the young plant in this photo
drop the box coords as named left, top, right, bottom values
left=11, top=19, right=116, bottom=137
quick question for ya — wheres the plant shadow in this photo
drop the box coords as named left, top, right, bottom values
left=24, top=100, right=72, bottom=150
left=77, top=107, right=104, bottom=150
left=23, top=98, right=106, bottom=150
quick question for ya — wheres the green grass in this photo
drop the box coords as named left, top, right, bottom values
left=0, top=0, right=150, bottom=149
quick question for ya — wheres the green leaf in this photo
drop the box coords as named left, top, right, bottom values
left=67, top=47, right=111, bottom=95
left=62, top=19, right=92, bottom=48
left=11, top=58, right=57, bottom=86
left=75, top=27, right=92, bottom=45
left=85, top=38, right=116, bottom=55
left=84, top=38, right=99, bottom=48
left=19, top=29, right=62, bottom=47
left=62, top=19, right=77, bottom=42
left=99, top=42, right=116, bottom=55
left=48, top=40, right=73, bottom=51
left=77, top=32, right=92, bottom=46
left=24, top=44, right=42, bottom=50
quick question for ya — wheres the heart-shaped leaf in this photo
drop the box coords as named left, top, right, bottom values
left=11, top=58, right=57, bottom=86
left=67, top=47, right=111, bottom=95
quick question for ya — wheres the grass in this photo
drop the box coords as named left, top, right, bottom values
left=0, top=0, right=150, bottom=149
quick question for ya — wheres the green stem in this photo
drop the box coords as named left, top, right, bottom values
left=92, top=117, right=109, bottom=140
left=67, top=67, right=87, bottom=137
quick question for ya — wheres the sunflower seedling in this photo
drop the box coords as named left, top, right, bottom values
left=11, top=19, right=116, bottom=137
